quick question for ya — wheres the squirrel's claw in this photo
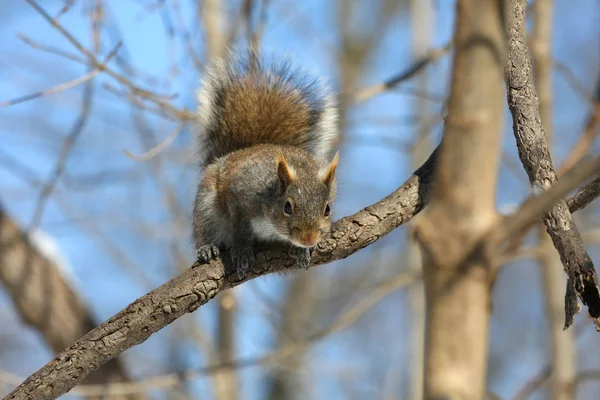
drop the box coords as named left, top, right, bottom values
left=196, top=244, right=220, bottom=264
left=230, top=245, right=255, bottom=279
left=290, top=246, right=311, bottom=269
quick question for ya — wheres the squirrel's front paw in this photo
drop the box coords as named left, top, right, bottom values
left=230, top=245, right=255, bottom=279
left=289, top=246, right=311, bottom=269
left=196, top=244, right=220, bottom=264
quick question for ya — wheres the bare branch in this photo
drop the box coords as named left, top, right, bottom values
left=513, top=366, right=551, bottom=400
left=53, top=0, right=75, bottom=21
left=567, top=175, right=600, bottom=213
left=171, top=0, right=203, bottom=70
left=23, top=0, right=193, bottom=121
left=27, top=79, right=93, bottom=233
left=514, top=365, right=599, bottom=400
left=123, top=122, right=185, bottom=161
left=2, top=68, right=94, bottom=108
left=504, top=0, right=600, bottom=329
left=0, top=270, right=418, bottom=397
left=351, top=41, right=452, bottom=103
left=0, top=206, right=134, bottom=388
left=17, top=33, right=86, bottom=63
left=0, top=42, right=120, bottom=109
left=496, top=160, right=600, bottom=247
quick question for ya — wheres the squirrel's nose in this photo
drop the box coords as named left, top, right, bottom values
left=299, top=230, right=319, bottom=247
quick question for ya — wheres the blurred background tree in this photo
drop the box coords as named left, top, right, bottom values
left=0, top=0, right=599, bottom=399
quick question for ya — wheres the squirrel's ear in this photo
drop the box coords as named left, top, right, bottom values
left=320, top=151, right=339, bottom=191
left=277, top=153, right=295, bottom=194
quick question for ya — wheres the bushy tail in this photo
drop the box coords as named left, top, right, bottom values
left=196, top=50, right=338, bottom=166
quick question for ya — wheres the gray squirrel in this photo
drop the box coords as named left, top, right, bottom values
left=193, top=50, right=339, bottom=278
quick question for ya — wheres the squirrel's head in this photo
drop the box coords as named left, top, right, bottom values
left=272, top=151, right=339, bottom=248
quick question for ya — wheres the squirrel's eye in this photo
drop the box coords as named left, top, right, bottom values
left=284, top=200, right=293, bottom=216
left=324, top=203, right=331, bottom=217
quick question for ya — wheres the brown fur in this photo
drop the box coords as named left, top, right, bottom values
left=203, top=77, right=318, bottom=165
left=222, top=77, right=312, bottom=145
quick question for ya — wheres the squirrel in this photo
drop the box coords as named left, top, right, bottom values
left=193, top=50, right=340, bottom=278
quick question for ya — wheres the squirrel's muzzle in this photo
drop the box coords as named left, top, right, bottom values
left=298, top=230, right=319, bottom=247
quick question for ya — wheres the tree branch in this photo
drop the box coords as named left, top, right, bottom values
left=496, top=157, right=600, bottom=246
left=0, top=205, right=134, bottom=390
left=504, top=0, right=600, bottom=329
left=4, top=146, right=438, bottom=399
left=0, top=270, right=419, bottom=397
left=567, top=174, right=600, bottom=213
left=23, top=0, right=193, bottom=122
left=350, top=41, right=452, bottom=103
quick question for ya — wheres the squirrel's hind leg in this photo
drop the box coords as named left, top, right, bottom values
left=193, top=172, right=230, bottom=265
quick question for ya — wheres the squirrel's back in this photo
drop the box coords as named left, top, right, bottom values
left=196, top=50, right=338, bottom=166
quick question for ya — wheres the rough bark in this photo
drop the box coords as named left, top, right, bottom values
left=567, top=175, right=600, bottom=213
left=504, top=0, right=600, bottom=329
left=413, top=0, right=506, bottom=399
left=496, top=156, right=600, bottom=244
left=0, top=206, right=136, bottom=393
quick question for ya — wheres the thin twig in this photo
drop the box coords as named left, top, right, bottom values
left=351, top=41, right=452, bottom=103
left=123, top=122, right=185, bottom=161
left=23, top=39, right=122, bottom=235
left=171, top=0, right=203, bottom=69
left=27, top=84, right=93, bottom=232
left=513, top=366, right=551, bottom=400
left=553, top=59, right=597, bottom=108
left=567, top=174, right=600, bottom=213
left=495, top=157, right=600, bottom=245
left=53, top=0, right=76, bottom=20
left=0, top=43, right=121, bottom=109
left=24, top=0, right=192, bottom=121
